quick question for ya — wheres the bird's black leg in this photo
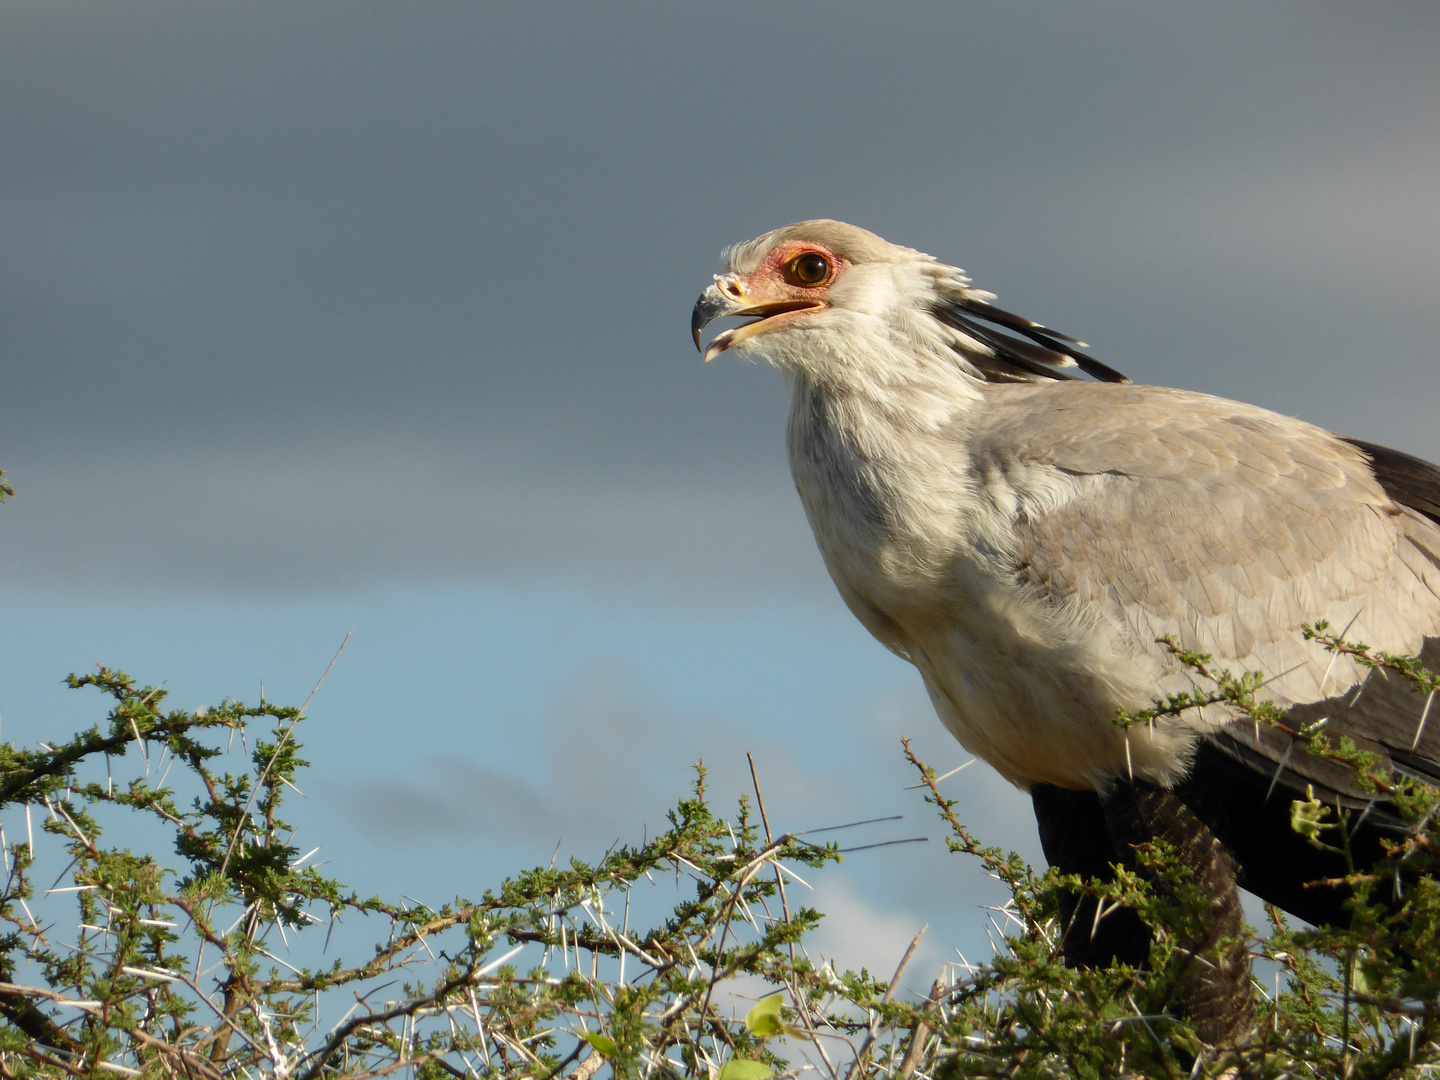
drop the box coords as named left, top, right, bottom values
left=1031, top=784, right=1151, bottom=968
left=1033, top=782, right=1256, bottom=1045
left=1102, top=780, right=1255, bottom=1046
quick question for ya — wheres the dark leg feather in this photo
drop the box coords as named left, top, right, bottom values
left=1102, top=781, right=1255, bottom=1046
left=1032, top=785, right=1151, bottom=968
left=1033, top=781, right=1256, bottom=1046
left=1180, top=740, right=1394, bottom=926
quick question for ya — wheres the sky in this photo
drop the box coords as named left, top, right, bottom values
left=3, top=2, right=1439, bottom=984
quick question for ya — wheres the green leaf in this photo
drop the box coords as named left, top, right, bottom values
left=717, top=1059, right=773, bottom=1080
left=744, top=992, right=786, bottom=1037
left=1290, top=785, right=1332, bottom=844
left=581, top=1031, right=619, bottom=1055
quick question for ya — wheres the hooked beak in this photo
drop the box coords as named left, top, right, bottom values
left=691, top=277, right=824, bottom=362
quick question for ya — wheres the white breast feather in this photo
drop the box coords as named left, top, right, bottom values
left=766, top=319, right=1188, bottom=791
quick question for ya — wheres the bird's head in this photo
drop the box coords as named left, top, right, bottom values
left=692, top=220, right=1127, bottom=385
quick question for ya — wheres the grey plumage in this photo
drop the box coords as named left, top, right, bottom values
left=693, top=219, right=1440, bottom=801
left=691, top=220, right=1440, bottom=1042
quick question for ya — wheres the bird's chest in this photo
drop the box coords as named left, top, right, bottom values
left=784, top=389, right=1004, bottom=637
left=784, top=389, right=1164, bottom=788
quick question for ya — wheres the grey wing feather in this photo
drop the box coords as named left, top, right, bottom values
left=1343, top=437, right=1440, bottom=527
left=974, top=381, right=1440, bottom=804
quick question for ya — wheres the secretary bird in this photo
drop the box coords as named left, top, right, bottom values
left=691, top=220, right=1440, bottom=1044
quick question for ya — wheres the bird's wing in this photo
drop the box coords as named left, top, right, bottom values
left=1341, top=437, right=1440, bottom=527
left=971, top=381, right=1440, bottom=801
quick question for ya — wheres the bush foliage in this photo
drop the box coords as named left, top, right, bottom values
left=2, top=627, right=1439, bottom=1078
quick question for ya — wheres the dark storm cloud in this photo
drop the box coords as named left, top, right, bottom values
left=3, top=2, right=1438, bottom=593
left=2, top=441, right=821, bottom=595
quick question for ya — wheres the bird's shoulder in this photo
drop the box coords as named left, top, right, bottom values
left=955, top=379, right=1440, bottom=796
left=962, top=377, right=1440, bottom=692
left=968, top=381, right=1380, bottom=497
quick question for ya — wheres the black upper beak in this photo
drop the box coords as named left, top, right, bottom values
left=691, top=283, right=742, bottom=351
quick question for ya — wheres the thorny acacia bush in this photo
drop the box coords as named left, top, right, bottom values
left=1, top=628, right=1439, bottom=1077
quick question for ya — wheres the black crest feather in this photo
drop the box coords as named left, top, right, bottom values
left=935, top=298, right=1130, bottom=385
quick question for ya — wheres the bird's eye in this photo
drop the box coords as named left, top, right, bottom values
left=791, top=252, right=831, bottom=286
